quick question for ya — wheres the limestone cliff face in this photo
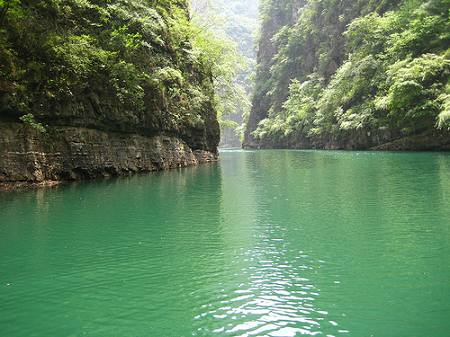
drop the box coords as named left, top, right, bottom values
left=244, top=0, right=304, bottom=149
left=0, top=0, right=220, bottom=186
left=0, top=123, right=217, bottom=185
left=253, top=127, right=450, bottom=151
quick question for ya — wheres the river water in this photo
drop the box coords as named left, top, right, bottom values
left=1, top=150, right=449, bottom=337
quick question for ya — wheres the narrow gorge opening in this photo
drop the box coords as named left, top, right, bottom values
left=190, top=0, right=260, bottom=149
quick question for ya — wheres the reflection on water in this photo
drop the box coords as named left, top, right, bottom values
left=0, top=150, right=450, bottom=337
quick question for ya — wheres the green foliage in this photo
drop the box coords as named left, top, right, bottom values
left=0, top=0, right=219, bottom=139
left=382, top=54, right=450, bottom=131
left=191, top=0, right=257, bottom=144
left=19, top=113, right=46, bottom=133
left=0, top=0, right=21, bottom=27
left=437, top=83, right=450, bottom=129
left=110, top=61, right=145, bottom=111
left=254, top=75, right=323, bottom=139
left=251, top=0, right=450, bottom=145
left=345, top=12, right=400, bottom=57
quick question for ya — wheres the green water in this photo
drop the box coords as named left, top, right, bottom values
left=1, top=150, right=450, bottom=337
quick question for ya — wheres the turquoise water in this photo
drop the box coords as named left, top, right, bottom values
left=1, top=150, right=449, bottom=337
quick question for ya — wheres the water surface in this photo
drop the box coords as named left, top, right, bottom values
left=1, top=150, right=449, bottom=336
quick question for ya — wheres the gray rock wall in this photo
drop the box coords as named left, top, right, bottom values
left=0, top=122, right=217, bottom=186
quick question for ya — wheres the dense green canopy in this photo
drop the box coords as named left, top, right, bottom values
left=246, top=0, right=450, bottom=149
left=0, top=0, right=220, bottom=146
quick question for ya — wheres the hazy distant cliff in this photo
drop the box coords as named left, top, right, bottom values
left=191, top=0, right=259, bottom=148
left=0, top=0, right=220, bottom=185
left=245, top=0, right=450, bottom=150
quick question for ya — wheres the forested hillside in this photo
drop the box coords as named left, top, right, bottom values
left=0, top=0, right=220, bottom=184
left=245, top=0, right=450, bottom=150
left=191, top=0, right=259, bottom=147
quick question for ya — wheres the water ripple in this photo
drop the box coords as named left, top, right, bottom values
left=1, top=150, right=450, bottom=336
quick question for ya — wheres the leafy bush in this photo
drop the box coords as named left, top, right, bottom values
left=19, top=113, right=46, bottom=133
left=383, top=54, right=450, bottom=131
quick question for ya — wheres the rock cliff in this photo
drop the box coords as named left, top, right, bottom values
left=244, top=0, right=450, bottom=150
left=0, top=0, right=220, bottom=186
